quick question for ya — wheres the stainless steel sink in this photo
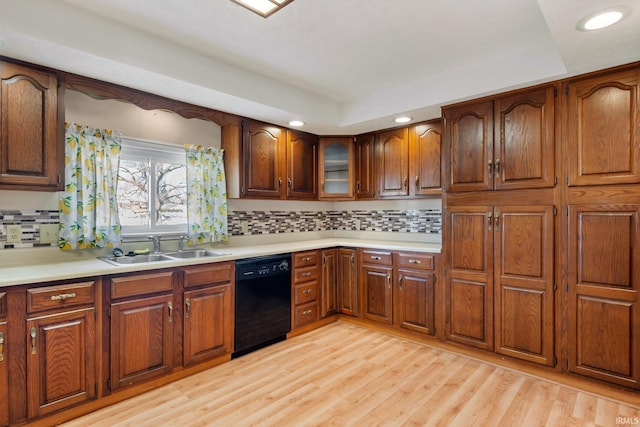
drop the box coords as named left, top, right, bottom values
left=163, top=249, right=228, bottom=259
left=98, top=253, right=174, bottom=266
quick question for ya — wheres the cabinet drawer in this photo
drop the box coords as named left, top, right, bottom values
left=27, top=281, right=96, bottom=313
left=111, top=271, right=174, bottom=299
left=294, top=251, right=319, bottom=267
left=294, top=265, right=318, bottom=283
left=294, top=302, right=318, bottom=328
left=184, top=261, right=234, bottom=288
left=396, top=252, right=435, bottom=270
left=294, top=282, right=317, bottom=305
left=361, top=249, right=392, bottom=265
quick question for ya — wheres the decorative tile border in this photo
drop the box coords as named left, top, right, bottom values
left=228, top=209, right=442, bottom=236
left=0, top=210, right=60, bottom=249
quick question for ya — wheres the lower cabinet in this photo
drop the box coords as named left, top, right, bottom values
left=109, top=271, right=175, bottom=391
left=182, top=262, right=234, bottom=366
left=0, top=320, right=7, bottom=427
left=360, top=250, right=393, bottom=324
left=321, top=249, right=338, bottom=317
left=337, top=248, right=358, bottom=316
left=25, top=281, right=97, bottom=419
left=395, top=252, right=436, bottom=335
left=292, top=251, right=320, bottom=329
left=568, top=204, right=640, bottom=389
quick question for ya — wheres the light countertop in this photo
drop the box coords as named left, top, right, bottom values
left=0, top=237, right=441, bottom=288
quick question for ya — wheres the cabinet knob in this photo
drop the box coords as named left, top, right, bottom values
left=488, top=159, right=493, bottom=178
left=303, top=289, right=312, bottom=294
left=302, top=272, right=312, bottom=277
left=50, top=292, right=77, bottom=301
left=168, top=301, right=173, bottom=323
left=371, top=255, right=382, bottom=260
left=30, top=327, right=37, bottom=355
left=409, top=259, right=421, bottom=264
left=185, top=298, right=191, bottom=319
left=0, top=332, right=4, bottom=362
left=495, top=158, right=501, bottom=175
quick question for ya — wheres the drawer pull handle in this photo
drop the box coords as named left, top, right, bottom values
left=0, top=332, right=4, bottom=362
left=185, top=298, right=191, bottom=319
left=302, top=310, right=312, bottom=316
left=371, top=256, right=382, bottom=260
left=302, top=257, right=311, bottom=262
left=302, top=272, right=312, bottom=277
left=303, top=289, right=312, bottom=294
left=30, top=327, right=37, bottom=355
left=409, top=259, right=421, bottom=264
left=168, top=301, right=173, bottom=323
left=50, top=292, right=77, bottom=301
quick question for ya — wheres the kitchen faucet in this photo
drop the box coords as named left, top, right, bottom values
left=149, top=235, right=162, bottom=253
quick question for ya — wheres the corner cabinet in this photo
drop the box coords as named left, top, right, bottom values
left=359, top=249, right=393, bottom=324
left=318, top=137, right=354, bottom=200
left=0, top=60, right=63, bottom=191
left=444, top=86, right=555, bottom=192
left=241, top=120, right=317, bottom=200
left=182, top=262, right=234, bottom=366
left=354, top=133, right=376, bottom=199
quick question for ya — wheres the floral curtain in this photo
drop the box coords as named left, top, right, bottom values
left=59, top=123, right=123, bottom=250
left=185, top=145, right=228, bottom=244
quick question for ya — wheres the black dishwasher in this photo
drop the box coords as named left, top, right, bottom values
left=233, top=254, right=291, bottom=358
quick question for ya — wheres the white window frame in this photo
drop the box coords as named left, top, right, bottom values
left=118, top=137, right=188, bottom=237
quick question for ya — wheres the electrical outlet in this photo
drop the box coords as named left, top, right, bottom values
left=315, top=219, right=322, bottom=229
left=40, top=223, right=59, bottom=244
left=241, top=221, right=249, bottom=234
left=355, top=219, right=361, bottom=230
left=6, top=224, right=22, bottom=243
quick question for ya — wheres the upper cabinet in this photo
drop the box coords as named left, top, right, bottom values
left=354, top=133, right=376, bottom=199
left=318, top=137, right=354, bottom=200
left=241, top=120, right=317, bottom=199
left=377, top=120, right=442, bottom=198
left=567, top=68, right=640, bottom=186
left=0, top=60, right=63, bottom=191
left=444, top=86, right=555, bottom=192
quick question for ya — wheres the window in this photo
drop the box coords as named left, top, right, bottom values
left=117, top=137, right=187, bottom=235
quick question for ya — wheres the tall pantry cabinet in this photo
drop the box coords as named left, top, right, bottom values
left=565, top=67, right=640, bottom=389
left=443, top=84, right=557, bottom=365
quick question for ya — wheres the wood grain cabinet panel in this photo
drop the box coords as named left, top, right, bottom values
left=320, top=249, right=337, bottom=317
left=354, top=133, right=376, bottom=199
left=0, top=60, right=62, bottom=191
left=0, top=321, right=7, bottom=427
left=183, top=284, right=233, bottom=366
left=337, top=248, right=358, bottom=316
left=286, top=129, right=317, bottom=199
left=568, top=205, right=639, bottom=389
left=110, top=294, right=174, bottom=390
left=241, top=120, right=286, bottom=198
left=409, top=121, right=441, bottom=195
left=567, top=69, right=640, bottom=186
left=26, top=308, right=96, bottom=418
left=396, top=269, right=435, bottom=335
left=377, top=128, right=410, bottom=197
left=360, top=256, right=393, bottom=324
left=318, top=137, right=354, bottom=200
left=291, top=250, right=319, bottom=329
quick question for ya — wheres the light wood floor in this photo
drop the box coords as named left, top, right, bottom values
left=62, top=322, right=639, bottom=427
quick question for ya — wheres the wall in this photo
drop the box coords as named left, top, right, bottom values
left=0, top=90, right=442, bottom=250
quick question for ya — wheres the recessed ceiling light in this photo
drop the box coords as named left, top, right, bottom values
left=231, top=0, right=294, bottom=17
left=289, top=120, right=304, bottom=127
left=394, top=116, right=412, bottom=124
left=576, top=6, right=630, bottom=31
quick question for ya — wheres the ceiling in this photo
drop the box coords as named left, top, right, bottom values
left=0, top=0, right=639, bottom=135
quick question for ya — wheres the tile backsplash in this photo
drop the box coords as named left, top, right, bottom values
left=0, top=210, right=60, bottom=249
left=228, top=209, right=442, bottom=235
left=0, top=208, right=441, bottom=249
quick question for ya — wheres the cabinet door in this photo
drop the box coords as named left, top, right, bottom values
left=409, top=121, right=441, bottom=195
left=241, top=120, right=286, bottom=198
left=183, top=284, right=233, bottom=366
left=377, top=128, right=409, bottom=197
left=494, top=86, right=555, bottom=190
left=446, top=205, right=494, bottom=350
left=26, top=308, right=96, bottom=418
left=568, top=205, right=639, bottom=389
left=318, top=138, right=354, bottom=199
left=0, top=61, right=61, bottom=190
left=321, top=249, right=338, bottom=317
left=354, top=133, right=376, bottom=199
left=494, top=205, right=555, bottom=366
left=0, top=322, right=7, bottom=427
left=397, top=269, right=435, bottom=335
left=286, top=129, right=317, bottom=199
left=361, top=264, right=393, bottom=324
left=568, top=69, right=640, bottom=186
left=337, top=249, right=358, bottom=316
left=110, top=294, right=174, bottom=390
left=444, top=100, right=493, bottom=192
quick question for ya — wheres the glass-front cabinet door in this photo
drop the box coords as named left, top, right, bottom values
left=318, top=137, right=354, bottom=200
